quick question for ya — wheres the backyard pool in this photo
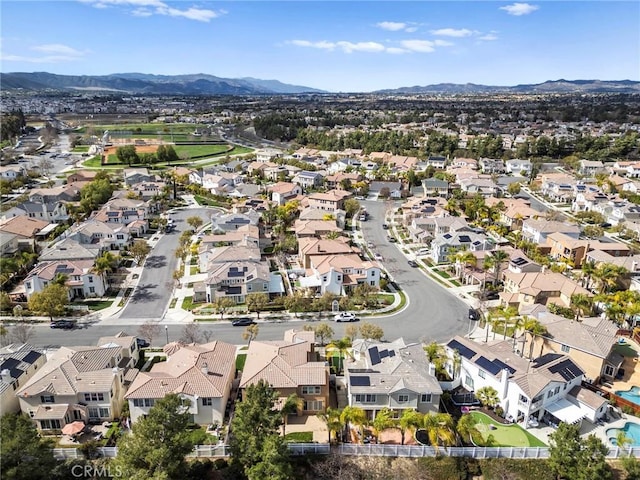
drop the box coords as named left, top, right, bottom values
left=615, top=386, right=640, bottom=406
left=606, top=422, right=640, bottom=447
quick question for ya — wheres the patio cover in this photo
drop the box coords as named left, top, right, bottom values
left=33, top=404, right=70, bottom=420
left=545, top=398, right=586, bottom=424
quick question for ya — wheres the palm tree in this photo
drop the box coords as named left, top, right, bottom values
left=340, top=406, right=368, bottom=444
left=372, top=408, right=395, bottom=443
left=581, top=260, right=597, bottom=290
left=495, top=305, right=518, bottom=340
left=455, top=413, right=478, bottom=446
left=92, top=252, right=118, bottom=288
left=326, top=337, right=353, bottom=375
left=456, top=250, right=477, bottom=281
left=421, top=412, right=456, bottom=451
left=484, top=250, right=509, bottom=286
left=280, top=393, right=303, bottom=438
left=476, top=386, right=500, bottom=409
left=616, top=430, right=632, bottom=455
left=522, top=317, right=548, bottom=359
left=319, top=407, right=342, bottom=444
left=396, top=409, right=422, bottom=445
left=570, top=293, right=593, bottom=322
left=594, top=263, right=626, bottom=294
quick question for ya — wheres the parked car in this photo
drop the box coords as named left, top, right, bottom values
left=382, top=224, right=389, bottom=229
left=136, top=338, right=150, bottom=348
left=374, top=253, right=383, bottom=261
left=408, top=260, right=418, bottom=268
left=387, top=236, right=397, bottom=242
left=231, top=318, right=256, bottom=327
left=50, top=320, right=76, bottom=329
left=469, top=309, right=480, bottom=321
left=479, top=291, right=500, bottom=301
left=334, top=312, right=357, bottom=322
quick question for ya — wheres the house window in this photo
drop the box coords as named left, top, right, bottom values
left=202, top=398, right=213, bottom=406
left=554, top=386, right=560, bottom=395
left=421, top=394, right=432, bottom=403
left=547, top=390, right=554, bottom=399
left=354, top=394, right=376, bottom=403
left=518, top=394, right=529, bottom=404
left=84, top=393, right=105, bottom=402
left=464, top=375, right=474, bottom=390
left=99, top=407, right=110, bottom=418
left=89, top=407, right=100, bottom=419
left=89, top=287, right=95, bottom=293
left=478, top=370, right=486, bottom=379
left=133, top=398, right=155, bottom=407
left=302, top=386, right=321, bottom=395
left=561, top=344, right=570, bottom=353
left=88, top=276, right=93, bottom=283
left=398, top=394, right=409, bottom=403
left=40, top=419, right=61, bottom=429
left=303, top=400, right=324, bottom=411
left=604, top=365, right=615, bottom=377
left=370, top=281, right=375, bottom=286
left=41, top=395, right=54, bottom=404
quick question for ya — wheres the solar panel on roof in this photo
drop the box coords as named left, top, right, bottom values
left=350, top=376, right=371, bottom=386
left=9, top=368, right=23, bottom=379
left=447, top=339, right=476, bottom=359
left=475, top=356, right=501, bottom=375
left=511, top=257, right=528, bottom=266
left=549, top=359, right=583, bottom=381
left=22, top=351, right=42, bottom=364
left=443, top=234, right=452, bottom=239
left=1, top=358, right=19, bottom=370
left=388, top=350, right=396, bottom=357
left=459, top=235, right=471, bottom=243
left=379, top=349, right=389, bottom=359
left=493, top=359, right=516, bottom=374
left=532, top=353, right=563, bottom=368
left=369, top=347, right=381, bottom=366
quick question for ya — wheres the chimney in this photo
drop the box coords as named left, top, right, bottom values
left=0, top=369, right=11, bottom=383
left=500, top=368, right=509, bottom=400
left=428, top=363, right=436, bottom=377
left=201, top=362, right=209, bottom=375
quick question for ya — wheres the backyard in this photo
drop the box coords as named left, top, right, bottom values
left=470, top=412, right=546, bottom=447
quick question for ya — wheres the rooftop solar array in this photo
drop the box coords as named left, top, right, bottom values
left=350, top=376, right=371, bottom=386
left=388, top=350, right=396, bottom=357
left=493, top=359, right=517, bottom=374
left=549, top=359, right=583, bottom=381
left=459, top=235, right=471, bottom=243
left=447, top=339, right=476, bottom=359
left=511, top=257, right=528, bottom=266
left=369, top=347, right=381, bottom=366
left=475, top=356, right=501, bottom=375
left=532, top=353, right=564, bottom=368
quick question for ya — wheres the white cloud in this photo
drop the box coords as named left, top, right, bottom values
left=430, top=28, right=473, bottom=38
left=0, top=42, right=88, bottom=64
left=78, top=0, right=223, bottom=22
left=31, top=44, right=85, bottom=56
left=400, top=40, right=435, bottom=53
left=478, top=33, right=498, bottom=41
left=499, top=3, right=539, bottom=16
left=405, top=27, right=418, bottom=33
left=336, top=41, right=387, bottom=53
left=434, top=39, right=454, bottom=47
left=386, top=47, right=408, bottom=55
left=376, top=21, right=407, bottom=31
left=289, top=40, right=336, bottom=50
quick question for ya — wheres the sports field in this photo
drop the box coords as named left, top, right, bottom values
left=470, top=412, right=546, bottom=447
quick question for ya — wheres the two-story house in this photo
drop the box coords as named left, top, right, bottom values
left=126, top=340, right=236, bottom=425
left=0, top=344, right=45, bottom=413
left=521, top=219, right=581, bottom=245
left=547, top=232, right=630, bottom=268
left=292, top=171, right=324, bottom=189
left=422, top=178, right=449, bottom=198
left=307, top=189, right=353, bottom=212
left=345, top=338, right=442, bottom=420
left=505, top=159, right=532, bottom=176
left=429, top=230, right=495, bottom=264
left=16, top=333, right=140, bottom=430
left=24, top=259, right=106, bottom=300
left=239, top=331, right=329, bottom=415
left=268, top=182, right=303, bottom=206
left=501, top=270, right=591, bottom=311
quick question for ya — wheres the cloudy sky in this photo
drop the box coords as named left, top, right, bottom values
left=1, top=1, right=638, bottom=92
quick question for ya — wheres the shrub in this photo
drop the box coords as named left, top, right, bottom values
left=479, top=459, right=555, bottom=480
left=416, top=457, right=468, bottom=480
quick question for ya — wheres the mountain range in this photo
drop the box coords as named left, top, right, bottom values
left=1, top=72, right=638, bottom=95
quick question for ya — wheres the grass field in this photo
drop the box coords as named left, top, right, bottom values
left=77, top=123, right=211, bottom=135
left=470, top=412, right=546, bottom=447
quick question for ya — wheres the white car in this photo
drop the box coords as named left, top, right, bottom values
left=374, top=253, right=383, bottom=261
left=334, top=312, right=356, bottom=322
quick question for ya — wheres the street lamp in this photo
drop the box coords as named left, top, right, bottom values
left=165, top=326, right=169, bottom=344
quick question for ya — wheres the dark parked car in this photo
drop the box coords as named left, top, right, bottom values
left=50, top=320, right=76, bottom=329
left=407, top=260, right=418, bottom=268
left=382, top=224, right=389, bottom=229
left=136, top=338, right=150, bottom=348
left=388, top=236, right=397, bottom=242
left=231, top=318, right=256, bottom=327
left=479, top=291, right=500, bottom=301
left=469, top=309, right=480, bottom=321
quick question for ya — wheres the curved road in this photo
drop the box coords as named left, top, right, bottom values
left=25, top=200, right=470, bottom=347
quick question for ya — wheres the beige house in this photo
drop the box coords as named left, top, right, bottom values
left=0, top=344, right=46, bottom=414
left=520, top=312, right=623, bottom=383
left=293, top=219, right=342, bottom=239
left=547, top=232, right=631, bottom=268
left=16, top=332, right=140, bottom=431
left=240, top=331, right=329, bottom=415
left=125, top=341, right=236, bottom=425
left=501, top=270, right=591, bottom=311
left=307, top=189, right=352, bottom=212
left=298, top=237, right=358, bottom=269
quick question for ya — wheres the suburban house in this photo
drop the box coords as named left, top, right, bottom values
left=547, top=232, right=630, bottom=268
left=123, top=168, right=160, bottom=186
left=444, top=336, right=607, bottom=427
left=325, top=172, right=363, bottom=190
left=0, top=215, right=51, bottom=251
left=16, top=333, right=140, bottom=430
left=579, top=160, right=605, bottom=177
left=426, top=156, right=447, bottom=169
left=0, top=343, right=45, bottom=414
left=479, top=158, right=505, bottom=174
left=293, top=219, right=342, bottom=239
left=0, top=165, right=27, bottom=180
left=24, top=259, right=106, bottom=300
left=92, top=198, right=149, bottom=226
left=255, top=147, right=284, bottom=163
left=540, top=173, right=580, bottom=203
left=29, top=185, right=81, bottom=204
left=198, top=224, right=261, bottom=251
left=292, top=170, right=324, bottom=189
left=505, top=159, right=532, bottom=176
left=299, top=252, right=381, bottom=295
left=239, top=331, right=329, bottom=415
left=327, top=157, right=362, bottom=174
left=344, top=338, right=442, bottom=420
left=2, top=201, right=68, bottom=223
left=522, top=219, right=581, bottom=245
left=210, top=210, right=262, bottom=233
left=125, top=340, right=236, bottom=425
left=494, top=199, right=540, bottom=229
left=64, top=219, right=135, bottom=251
left=422, top=178, right=449, bottom=198
left=501, top=270, right=591, bottom=311
left=429, top=230, right=495, bottom=264
left=521, top=312, right=623, bottom=384
left=268, top=182, right=303, bottom=206
left=298, top=237, right=358, bottom=269
left=307, top=189, right=352, bottom=212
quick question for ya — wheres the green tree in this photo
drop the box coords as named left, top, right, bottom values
left=570, top=293, right=593, bottom=321
left=318, top=407, right=342, bottom=443
left=27, top=283, right=68, bottom=320
left=92, top=251, right=118, bottom=286
left=483, top=249, right=510, bottom=285
left=455, top=413, right=478, bottom=445
left=326, top=337, right=352, bottom=375
left=245, top=435, right=292, bottom=480
left=115, top=144, right=139, bottom=166
left=340, top=405, right=368, bottom=443
left=0, top=413, right=57, bottom=480
left=372, top=407, right=395, bottom=442
left=476, top=386, right=500, bottom=409
left=213, top=297, right=235, bottom=320
left=549, top=423, right=583, bottom=480
left=242, top=324, right=259, bottom=343
left=396, top=409, right=422, bottom=445
left=230, top=380, right=290, bottom=477
left=279, top=393, right=303, bottom=438
left=113, top=393, right=193, bottom=480
left=343, top=198, right=361, bottom=218
left=421, top=412, right=456, bottom=450
left=246, top=293, right=269, bottom=319
left=359, top=321, right=384, bottom=341
left=129, top=240, right=151, bottom=266
left=308, top=323, right=334, bottom=346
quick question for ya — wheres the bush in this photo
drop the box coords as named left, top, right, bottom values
left=416, top=457, right=468, bottom=480
left=479, top=459, right=555, bottom=480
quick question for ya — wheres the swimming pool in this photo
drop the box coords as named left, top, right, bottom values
left=606, top=422, right=640, bottom=447
left=615, top=386, right=640, bottom=406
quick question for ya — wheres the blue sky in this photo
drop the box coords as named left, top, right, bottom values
left=1, top=1, right=639, bottom=92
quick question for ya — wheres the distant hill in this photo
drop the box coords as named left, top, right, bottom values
left=374, top=79, right=640, bottom=94
left=0, top=72, right=326, bottom=95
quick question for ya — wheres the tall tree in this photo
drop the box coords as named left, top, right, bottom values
left=230, top=380, right=290, bottom=477
left=113, top=394, right=193, bottom=480
left=246, top=293, right=269, bottom=319
left=483, top=249, right=510, bottom=285
left=396, top=409, right=422, bottom=446
left=242, top=324, right=259, bottom=343
left=213, top=297, right=235, bottom=320
left=340, top=406, right=368, bottom=444
left=570, top=293, right=593, bottom=322
left=523, top=317, right=548, bottom=359
left=359, top=322, right=384, bottom=341
left=129, top=240, right=151, bottom=266
left=0, top=413, right=57, bottom=480
left=548, top=423, right=612, bottom=480
left=318, top=407, right=342, bottom=444
left=421, top=412, right=456, bottom=450
left=27, top=283, right=68, bottom=320
left=186, top=215, right=204, bottom=232
left=326, top=337, right=352, bottom=375
left=279, top=393, right=303, bottom=438
left=137, top=321, right=161, bottom=346
left=476, top=386, right=500, bottom=409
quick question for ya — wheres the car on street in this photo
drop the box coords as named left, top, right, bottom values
left=407, top=260, right=418, bottom=268
left=367, top=241, right=374, bottom=248
left=334, top=312, right=357, bottom=322
left=231, top=318, right=256, bottom=327
left=136, top=338, right=151, bottom=348
left=50, top=320, right=76, bottom=329
left=469, top=309, right=480, bottom=321
left=387, top=236, right=397, bottom=242
left=382, top=223, right=389, bottom=229
left=374, top=253, right=383, bottom=260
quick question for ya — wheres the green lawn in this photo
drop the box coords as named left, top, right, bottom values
left=82, top=300, right=114, bottom=311
left=236, top=354, right=247, bottom=371
left=182, top=296, right=194, bottom=311
left=470, top=412, right=546, bottom=447
left=284, top=431, right=313, bottom=443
